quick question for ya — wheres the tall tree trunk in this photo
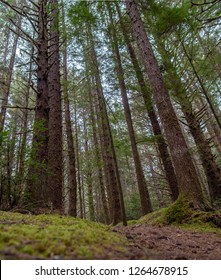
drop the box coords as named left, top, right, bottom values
left=91, top=104, right=110, bottom=224
left=198, top=98, right=221, bottom=156
left=28, top=0, right=49, bottom=207
left=148, top=155, right=165, bottom=208
left=107, top=2, right=152, bottom=214
left=83, top=113, right=95, bottom=221
left=88, top=28, right=127, bottom=225
left=48, top=0, right=63, bottom=211
left=180, top=40, right=221, bottom=130
left=16, top=46, right=34, bottom=203
left=116, top=3, right=179, bottom=201
left=6, top=111, right=18, bottom=209
left=0, top=15, right=22, bottom=134
left=92, top=79, right=112, bottom=220
left=156, top=38, right=221, bottom=202
left=73, top=95, right=83, bottom=218
left=61, top=3, right=77, bottom=216
left=80, top=152, right=86, bottom=219
left=0, top=25, right=10, bottom=86
left=125, top=0, right=209, bottom=210
left=86, top=71, right=110, bottom=224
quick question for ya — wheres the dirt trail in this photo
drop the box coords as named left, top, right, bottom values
left=113, top=224, right=221, bottom=259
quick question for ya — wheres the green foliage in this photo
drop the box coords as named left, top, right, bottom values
left=137, top=134, right=164, bottom=144
left=0, top=130, right=10, bottom=147
left=125, top=192, right=142, bottom=220
left=114, top=136, right=131, bottom=157
left=68, top=1, right=97, bottom=26
left=153, top=4, right=189, bottom=35
left=0, top=211, right=127, bottom=259
left=33, top=119, right=47, bottom=134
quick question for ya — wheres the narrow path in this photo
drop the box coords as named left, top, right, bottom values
left=113, top=224, right=221, bottom=259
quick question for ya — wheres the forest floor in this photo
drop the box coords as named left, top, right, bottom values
left=0, top=202, right=221, bottom=260
left=113, top=223, right=221, bottom=259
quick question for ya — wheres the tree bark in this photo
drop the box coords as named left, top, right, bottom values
left=85, top=68, right=110, bottom=224
left=156, top=38, right=221, bottom=203
left=0, top=25, right=10, bottom=89
left=116, top=3, right=179, bottom=201
left=16, top=46, right=34, bottom=204
left=73, top=94, right=83, bottom=218
left=125, top=0, right=209, bottom=210
left=148, top=155, right=165, bottom=208
left=198, top=98, right=221, bottom=156
left=88, top=28, right=127, bottom=225
left=48, top=0, right=63, bottom=211
left=0, top=15, right=21, bottom=134
left=28, top=0, right=49, bottom=207
left=107, top=2, right=152, bottom=214
left=61, top=3, right=77, bottom=216
left=6, top=111, right=18, bottom=209
left=83, top=113, right=95, bottom=221
left=180, top=40, right=221, bottom=130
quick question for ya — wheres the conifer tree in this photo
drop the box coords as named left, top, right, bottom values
left=125, top=0, right=209, bottom=210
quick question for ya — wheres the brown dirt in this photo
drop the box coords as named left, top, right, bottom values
left=113, top=224, right=221, bottom=260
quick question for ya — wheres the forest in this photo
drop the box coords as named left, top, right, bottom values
left=0, top=0, right=221, bottom=260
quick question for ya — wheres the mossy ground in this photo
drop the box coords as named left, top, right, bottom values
left=1, top=199, right=221, bottom=260
left=138, top=197, right=221, bottom=235
left=0, top=211, right=128, bottom=259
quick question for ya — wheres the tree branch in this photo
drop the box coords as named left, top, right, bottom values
left=2, top=105, right=35, bottom=111
left=9, top=19, right=38, bottom=48
left=0, top=0, right=25, bottom=17
left=28, top=0, right=39, bottom=9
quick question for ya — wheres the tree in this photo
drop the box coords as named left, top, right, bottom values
left=116, top=3, right=179, bottom=201
left=87, top=77, right=110, bottom=224
left=0, top=0, right=219, bottom=220
left=0, top=10, right=22, bottom=135
left=88, top=30, right=126, bottom=225
left=156, top=37, right=221, bottom=203
left=27, top=0, right=50, bottom=207
left=61, top=2, right=77, bottom=216
left=47, top=0, right=63, bottom=211
left=142, top=0, right=221, bottom=204
left=125, top=0, right=209, bottom=210
left=106, top=2, right=152, bottom=214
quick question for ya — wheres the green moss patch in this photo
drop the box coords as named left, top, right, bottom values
left=0, top=211, right=127, bottom=259
left=137, top=197, right=221, bottom=235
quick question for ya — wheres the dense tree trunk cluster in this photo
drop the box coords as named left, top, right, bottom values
left=0, top=0, right=220, bottom=223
